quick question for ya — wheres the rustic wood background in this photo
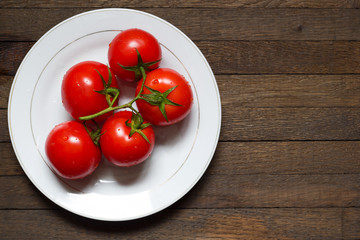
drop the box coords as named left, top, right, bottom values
left=1, top=0, right=360, bottom=239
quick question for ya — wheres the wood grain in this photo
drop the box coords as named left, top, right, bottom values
left=0, top=75, right=12, bottom=108
left=0, top=143, right=21, bottom=175
left=0, top=110, right=9, bottom=142
left=344, top=208, right=360, bottom=239
left=221, top=107, right=360, bottom=141
left=200, top=41, right=360, bottom=74
left=4, top=74, right=360, bottom=142
left=210, top=141, right=360, bottom=175
left=3, top=141, right=360, bottom=176
left=1, top=0, right=360, bottom=8
left=184, top=174, right=360, bottom=208
left=0, top=42, right=34, bottom=76
left=3, top=41, right=360, bottom=75
left=1, top=2, right=360, bottom=239
left=218, top=75, right=360, bottom=108
left=1, top=174, right=359, bottom=209
left=3, top=108, right=360, bottom=142
left=4, top=74, right=360, bottom=109
left=1, top=9, right=360, bottom=41
left=0, top=208, right=343, bottom=239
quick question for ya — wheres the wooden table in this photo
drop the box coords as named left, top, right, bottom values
left=1, top=1, right=360, bottom=239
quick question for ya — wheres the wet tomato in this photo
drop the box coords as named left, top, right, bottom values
left=135, top=68, right=193, bottom=126
left=100, top=111, right=155, bottom=167
left=108, top=28, right=162, bottom=82
left=61, top=61, right=118, bottom=123
left=45, top=121, right=101, bottom=179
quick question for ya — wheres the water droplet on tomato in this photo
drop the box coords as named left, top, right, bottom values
left=152, top=79, right=159, bottom=85
left=63, top=136, right=68, bottom=141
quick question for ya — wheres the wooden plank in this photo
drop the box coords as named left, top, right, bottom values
left=1, top=0, right=360, bottom=8
left=2, top=174, right=359, bottom=209
left=0, top=143, right=22, bottom=175
left=218, top=75, right=360, bottom=108
left=0, top=208, right=342, bottom=239
left=199, top=41, right=360, bottom=75
left=1, top=9, right=360, bottom=41
left=0, top=42, right=34, bottom=75
left=221, top=107, right=360, bottom=141
left=0, top=110, right=9, bottom=142
left=343, top=208, right=360, bottom=239
left=0, top=75, right=12, bottom=108
left=180, top=173, right=360, bottom=208
left=6, top=73, right=360, bottom=108
left=4, top=107, right=360, bottom=142
left=210, top=141, right=360, bottom=175
left=0, top=176, right=54, bottom=209
left=3, top=141, right=360, bottom=176
left=4, top=74, right=360, bottom=109
left=3, top=41, right=360, bottom=75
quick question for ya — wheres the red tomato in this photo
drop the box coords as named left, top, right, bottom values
left=61, top=61, right=118, bottom=123
left=108, top=28, right=162, bottom=82
left=135, top=68, right=193, bottom=126
left=100, top=111, right=155, bottom=167
left=45, top=121, right=101, bottom=179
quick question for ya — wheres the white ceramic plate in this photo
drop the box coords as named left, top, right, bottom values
left=8, top=8, right=221, bottom=221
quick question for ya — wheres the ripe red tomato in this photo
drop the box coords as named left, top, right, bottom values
left=135, top=68, right=193, bottom=126
left=108, top=28, right=162, bottom=82
left=45, top=121, right=101, bottom=179
left=61, top=61, right=118, bottom=123
left=100, top=111, right=155, bottom=167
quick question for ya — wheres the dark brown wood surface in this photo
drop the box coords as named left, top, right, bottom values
left=1, top=1, right=360, bottom=239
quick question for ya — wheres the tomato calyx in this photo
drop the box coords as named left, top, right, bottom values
left=78, top=51, right=155, bottom=144
left=83, top=121, right=103, bottom=147
left=78, top=56, right=149, bottom=122
left=140, top=85, right=183, bottom=122
left=94, top=68, right=120, bottom=107
left=125, top=112, right=152, bottom=144
left=118, top=48, right=161, bottom=82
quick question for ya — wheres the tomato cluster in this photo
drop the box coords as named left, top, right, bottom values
left=45, top=28, right=193, bottom=179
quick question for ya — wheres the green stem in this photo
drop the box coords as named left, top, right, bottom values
left=79, top=102, right=127, bottom=121
left=110, top=90, right=120, bottom=107
left=78, top=66, right=147, bottom=121
left=129, top=105, right=139, bottom=115
left=137, top=66, right=147, bottom=97
left=106, top=94, right=112, bottom=106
